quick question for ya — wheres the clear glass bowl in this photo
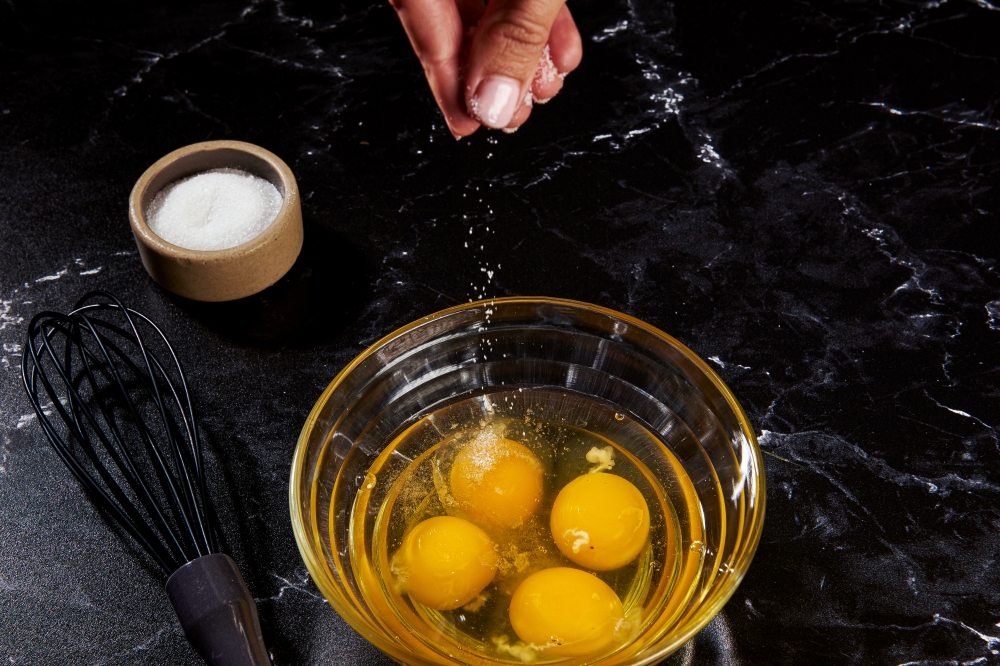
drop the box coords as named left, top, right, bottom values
left=290, top=297, right=765, bottom=665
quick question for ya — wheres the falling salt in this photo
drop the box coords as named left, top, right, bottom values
left=146, top=168, right=282, bottom=251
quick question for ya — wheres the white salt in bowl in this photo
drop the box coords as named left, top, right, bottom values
left=129, top=140, right=303, bottom=302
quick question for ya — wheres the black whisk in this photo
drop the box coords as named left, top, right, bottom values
left=21, top=291, right=270, bottom=666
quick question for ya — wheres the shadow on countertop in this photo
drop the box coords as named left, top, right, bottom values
left=170, top=223, right=373, bottom=347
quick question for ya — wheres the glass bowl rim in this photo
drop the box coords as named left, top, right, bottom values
left=289, top=295, right=766, bottom=665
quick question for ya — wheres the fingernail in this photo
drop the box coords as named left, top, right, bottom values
left=470, top=75, right=520, bottom=129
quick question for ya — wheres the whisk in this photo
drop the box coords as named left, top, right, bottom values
left=20, top=291, right=270, bottom=666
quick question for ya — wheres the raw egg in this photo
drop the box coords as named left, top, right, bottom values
left=393, top=515, right=498, bottom=610
left=508, top=567, right=625, bottom=656
left=550, top=472, right=650, bottom=570
left=450, top=434, right=543, bottom=530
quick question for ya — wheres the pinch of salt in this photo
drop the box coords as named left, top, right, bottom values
left=146, top=168, right=283, bottom=251
left=530, top=45, right=560, bottom=106
left=533, top=45, right=558, bottom=87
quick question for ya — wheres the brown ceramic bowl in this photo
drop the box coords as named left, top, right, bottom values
left=128, top=140, right=303, bottom=302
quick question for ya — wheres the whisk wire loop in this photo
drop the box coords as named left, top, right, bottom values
left=21, top=291, right=218, bottom=577
left=87, top=304, right=209, bottom=553
left=23, top=319, right=183, bottom=573
left=65, top=313, right=195, bottom=565
left=77, top=310, right=218, bottom=556
left=76, top=310, right=208, bottom=560
left=83, top=293, right=217, bottom=555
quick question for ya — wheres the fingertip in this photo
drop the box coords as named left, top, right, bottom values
left=548, top=4, right=582, bottom=74
left=449, top=115, right=481, bottom=138
left=504, top=101, right=533, bottom=131
left=531, top=77, right=563, bottom=104
left=393, top=0, right=483, bottom=138
left=427, top=70, right=482, bottom=137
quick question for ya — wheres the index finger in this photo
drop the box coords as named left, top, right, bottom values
left=390, top=0, right=481, bottom=138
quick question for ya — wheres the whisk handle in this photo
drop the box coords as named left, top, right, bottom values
left=166, top=554, right=271, bottom=666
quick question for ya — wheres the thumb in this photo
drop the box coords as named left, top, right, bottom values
left=465, top=0, right=565, bottom=129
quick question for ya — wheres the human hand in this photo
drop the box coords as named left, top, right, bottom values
left=390, top=0, right=583, bottom=137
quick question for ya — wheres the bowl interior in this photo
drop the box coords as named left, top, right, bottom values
left=290, top=298, right=765, bottom=666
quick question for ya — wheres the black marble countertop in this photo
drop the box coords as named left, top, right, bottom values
left=3, top=0, right=1000, bottom=664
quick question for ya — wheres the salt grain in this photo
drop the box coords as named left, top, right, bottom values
left=146, top=168, right=282, bottom=251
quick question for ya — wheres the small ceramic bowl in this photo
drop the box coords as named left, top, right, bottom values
left=290, top=297, right=766, bottom=666
left=128, top=140, right=303, bottom=302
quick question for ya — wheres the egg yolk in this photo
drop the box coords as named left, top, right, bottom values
left=550, top=473, right=650, bottom=571
left=508, top=567, right=625, bottom=656
left=393, top=516, right=498, bottom=610
left=450, top=435, right=543, bottom=530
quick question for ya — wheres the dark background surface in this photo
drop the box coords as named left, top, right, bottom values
left=2, top=0, right=1000, bottom=664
